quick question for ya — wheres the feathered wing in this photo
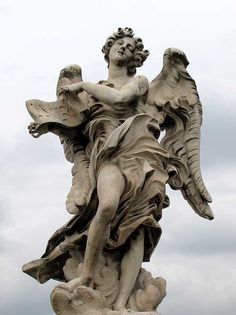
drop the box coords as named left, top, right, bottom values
left=62, top=138, right=92, bottom=214
left=26, top=64, right=92, bottom=215
left=147, top=48, right=213, bottom=220
left=56, top=65, right=92, bottom=214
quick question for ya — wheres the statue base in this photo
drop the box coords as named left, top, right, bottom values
left=48, top=247, right=166, bottom=315
left=51, top=285, right=162, bottom=315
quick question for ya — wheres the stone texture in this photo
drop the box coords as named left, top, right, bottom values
left=23, top=27, right=213, bottom=315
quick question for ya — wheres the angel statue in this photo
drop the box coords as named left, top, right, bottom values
left=23, top=27, right=213, bottom=315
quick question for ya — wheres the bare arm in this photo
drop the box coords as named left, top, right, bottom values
left=81, top=82, right=135, bottom=105
left=61, top=76, right=149, bottom=106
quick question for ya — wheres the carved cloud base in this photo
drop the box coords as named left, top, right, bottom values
left=51, top=285, right=162, bottom=315
left=49, top=248, right=166, bottom=315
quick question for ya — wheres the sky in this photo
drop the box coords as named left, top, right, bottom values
left=0, top=0, right=236, bottom=314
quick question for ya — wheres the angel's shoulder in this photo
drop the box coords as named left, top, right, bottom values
left=131, top=75, right=149, bottom=95
left=133, top=74, right=149, bottom=85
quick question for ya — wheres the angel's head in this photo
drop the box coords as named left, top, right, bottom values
left=102, top=27, right=149, bottom=76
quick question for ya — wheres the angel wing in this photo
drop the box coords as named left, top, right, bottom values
left=26, top=64, right=92, bottom=215
left=147, top=48, right=214, bottom=220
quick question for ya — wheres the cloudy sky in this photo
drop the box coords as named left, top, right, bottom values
left=0, top=0, right=235, bottom=314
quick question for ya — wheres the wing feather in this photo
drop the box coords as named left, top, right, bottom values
left=26, top=64, right=92, bottom=215
left=55, top=65, right=91, bottom=214
left=147, top=48, right=213, bottom=220
left=65, top=146, right=91, bottom=215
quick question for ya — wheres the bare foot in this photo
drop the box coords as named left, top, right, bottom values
left=56, top=277, right=93, bottom=292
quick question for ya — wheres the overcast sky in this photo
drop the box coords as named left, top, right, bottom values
left=0, top=0, right=236, bottom=314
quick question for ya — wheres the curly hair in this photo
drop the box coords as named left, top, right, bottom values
left=102, top=27, right=149, bottom=76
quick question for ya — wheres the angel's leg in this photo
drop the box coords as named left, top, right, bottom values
left=81, top=163, right=125, bottom=286
left=113, top=228, right=144, bottom=311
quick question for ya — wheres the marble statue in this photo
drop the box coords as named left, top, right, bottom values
left=23, top=27, right=213, bottom=315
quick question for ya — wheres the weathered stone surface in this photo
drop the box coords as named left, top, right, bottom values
left=23, top=27, right=213, bottom=314
left=51, top=285, right=160, bottom=315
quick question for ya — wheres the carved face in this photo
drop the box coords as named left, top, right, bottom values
left=108, top=37, right=135, bottom=67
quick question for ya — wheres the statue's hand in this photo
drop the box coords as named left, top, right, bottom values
left=28, top=122, right=40, bottom=138
left=59, top=83, right=84, bottom=96
left=59, top=86, right=69, bottom=96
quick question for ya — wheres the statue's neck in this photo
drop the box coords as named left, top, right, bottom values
left=107, top=64, right=131, bottom=88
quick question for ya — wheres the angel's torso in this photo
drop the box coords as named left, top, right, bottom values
left=83, top=80, right=149, bottom=149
